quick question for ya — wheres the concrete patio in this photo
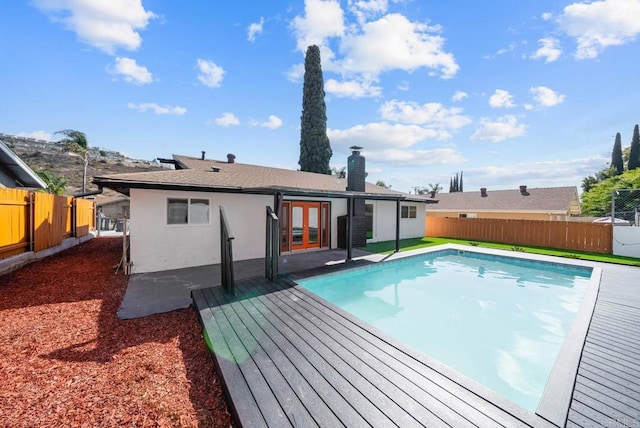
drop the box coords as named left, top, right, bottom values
left=118, top=248, right=379, bottom=319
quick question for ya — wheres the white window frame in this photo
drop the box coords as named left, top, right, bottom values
left=167, top=197, right=210, bottom=225
left=401, top=205, right=417, bottom=219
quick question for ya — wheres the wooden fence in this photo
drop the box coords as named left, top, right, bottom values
left=0, top=188, right=95, bottom=260
left=426, top=217, right=612, bottom=254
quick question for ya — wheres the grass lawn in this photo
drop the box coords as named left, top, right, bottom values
left=363, top=237, right=640, bottom=267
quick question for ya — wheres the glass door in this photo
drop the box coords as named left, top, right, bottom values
left=291, top=202, right=321, bottom=251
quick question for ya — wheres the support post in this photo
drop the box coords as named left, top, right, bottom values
left=395, top=199, right=401, bottom=253
left=347, top=197, right=353, bottom=261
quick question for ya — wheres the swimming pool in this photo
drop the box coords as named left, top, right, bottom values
left=297, top=247, right=598, bottom=414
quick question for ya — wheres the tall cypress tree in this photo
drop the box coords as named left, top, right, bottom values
left=298, top=45, right=332, bottom=174
left=629, top=124, right=640, bottom=171
left=459, top=171, right=464, bottom=192
left=611, top=132, right=624, bottom=174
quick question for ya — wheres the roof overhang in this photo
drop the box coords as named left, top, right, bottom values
left=0, top=141, right=47, bottom=189
left=93, top=177, right=431, bottom=203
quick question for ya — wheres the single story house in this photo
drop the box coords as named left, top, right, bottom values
left=94, top=148, right=432, bottom=274
left=0, top=140, right=47, bottom=189
left=95, top=195, right=130, bottom=230
left=423, top=185, right=581, bottom=221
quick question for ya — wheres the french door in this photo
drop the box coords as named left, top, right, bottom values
left=281, top=201, right=330, bottom=252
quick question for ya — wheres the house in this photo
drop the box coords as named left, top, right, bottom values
left=95, top=195, right=130, bottom=230
left=423, top=185, right=581, bottom=221
left=93, top=148, right=431, bottom=274
left=0, top=140, right=47, bottom=189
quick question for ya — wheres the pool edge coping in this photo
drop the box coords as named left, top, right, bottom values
left=294, top=243, right=602, bottom=427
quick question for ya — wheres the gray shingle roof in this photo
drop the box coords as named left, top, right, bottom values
left=94, top=155, right=412, bottom=199
left=422, top=186, right=580, bottom=213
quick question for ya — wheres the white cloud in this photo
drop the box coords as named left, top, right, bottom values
left=559, top=0, right=640, bottom=59
left=212, top=112, right=240, bottom=127
left=338, top=13, right=458, bottom=79
left=127, top=102, right=186, bottom=115
left=291, top=0, right=345, bottom=52
left=17, top=131, right=53, bottom=141
left=247, top=17, right=265, bottom=42
left=252, top=115, right=283, bottom=129
left=468, top=156, right=608, bottom=190
left=489, top=89, right=516, bottom=108
left=530, top=38, right=562, bottom=62
left=471, top=115, right=526, bottom=142
left=110, top=57, right=153, bottom=84
left=379, top=100, right=471, bottom=131
left=541, top=12, right=553, bottom=21
left=530, top=86, right=566, bottom=107
left=34, top=0, right=155, bottom=54
left=349, top=0, right=390, bottom=24
left=325, top=78, right=382, bottom=98
left=397, top=81, right=410, bottom=91
left=365, top=147, right=466, bottom=167
left=452, top=91, right=468, bottom=102
left=328, top=122, right=440, bottom=152
left=196, top=59, right=225, bottom=88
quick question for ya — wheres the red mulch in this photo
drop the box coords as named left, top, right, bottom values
left=0, top=238, right=233, bottom=427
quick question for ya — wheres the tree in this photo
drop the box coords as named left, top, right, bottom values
left=611, top=132, right=624, bottom=174
left=298, top=45, right=332, bottom=174
left=629, top=124, right=640, bottom=171
left=428, top=183, right=443, bottom=193
left=331, top=166, right=346, bottom=178
left=449, top=171, right=463, bottom=192
left=36, top=170, right=67, bottom=195
left=55, top=129, right=89, bottom=192
left=413, top=186, right=427, bottom=195
left=376, top=180, right=391, bottom=189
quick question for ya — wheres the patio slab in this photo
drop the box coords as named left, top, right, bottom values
left=118, top=248, right=376, bottom=319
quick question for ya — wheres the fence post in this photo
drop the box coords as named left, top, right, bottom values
left=29, top=191, right=34, bottom=252
left=611, top=190, right=615, bottom=225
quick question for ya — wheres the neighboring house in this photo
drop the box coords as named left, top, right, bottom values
left=94, top=148, right=431, bottom=274
left=96, top=195, right=130, bottom=230
left=423, top=186, right=581, bottom=221
left=0, top=141, right=47, bottom=189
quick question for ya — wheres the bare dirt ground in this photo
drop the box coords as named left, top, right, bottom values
left=0, top=238, right=233, bottom=427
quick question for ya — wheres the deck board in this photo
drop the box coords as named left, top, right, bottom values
left=566, top=264, right=640, bottom=427
left=193, top=258, right=640, bottom=427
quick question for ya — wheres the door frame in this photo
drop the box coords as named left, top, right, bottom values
left=280, top=200, right=330, bottom=252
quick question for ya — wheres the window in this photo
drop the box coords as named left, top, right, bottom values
left=167, top=198, right=209, bottom=225
left=401, top=205, right=417, bottom=219
left=459, top=213, right=477, bottom=219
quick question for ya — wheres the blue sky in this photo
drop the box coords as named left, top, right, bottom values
left=2, top=0, right=639, bottom=193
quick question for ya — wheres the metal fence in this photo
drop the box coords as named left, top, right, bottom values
left=610, top=189, right=640, bottom=226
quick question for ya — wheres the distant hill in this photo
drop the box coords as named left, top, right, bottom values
left=0, top=133, right=166, bottom=196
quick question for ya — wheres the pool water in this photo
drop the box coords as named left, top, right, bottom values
left=297, top=249, right=593, bottom=412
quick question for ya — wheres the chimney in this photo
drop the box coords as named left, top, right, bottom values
left=480, top=188, right=488, bottom=197
left=347, top=146, right=365, bottom=193
left=201, top=151, right=206, bottom=160
left=519, top=185, right=528, bottom=195
left=227, top=153, right=236, bottom=164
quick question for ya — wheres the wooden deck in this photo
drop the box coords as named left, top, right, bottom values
left=193, top=261, right=640, bottom=428
left=566, top=265, right=640, bottom=427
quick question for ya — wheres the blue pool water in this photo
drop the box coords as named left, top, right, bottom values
left=297, top=249, right=593, bottom=412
